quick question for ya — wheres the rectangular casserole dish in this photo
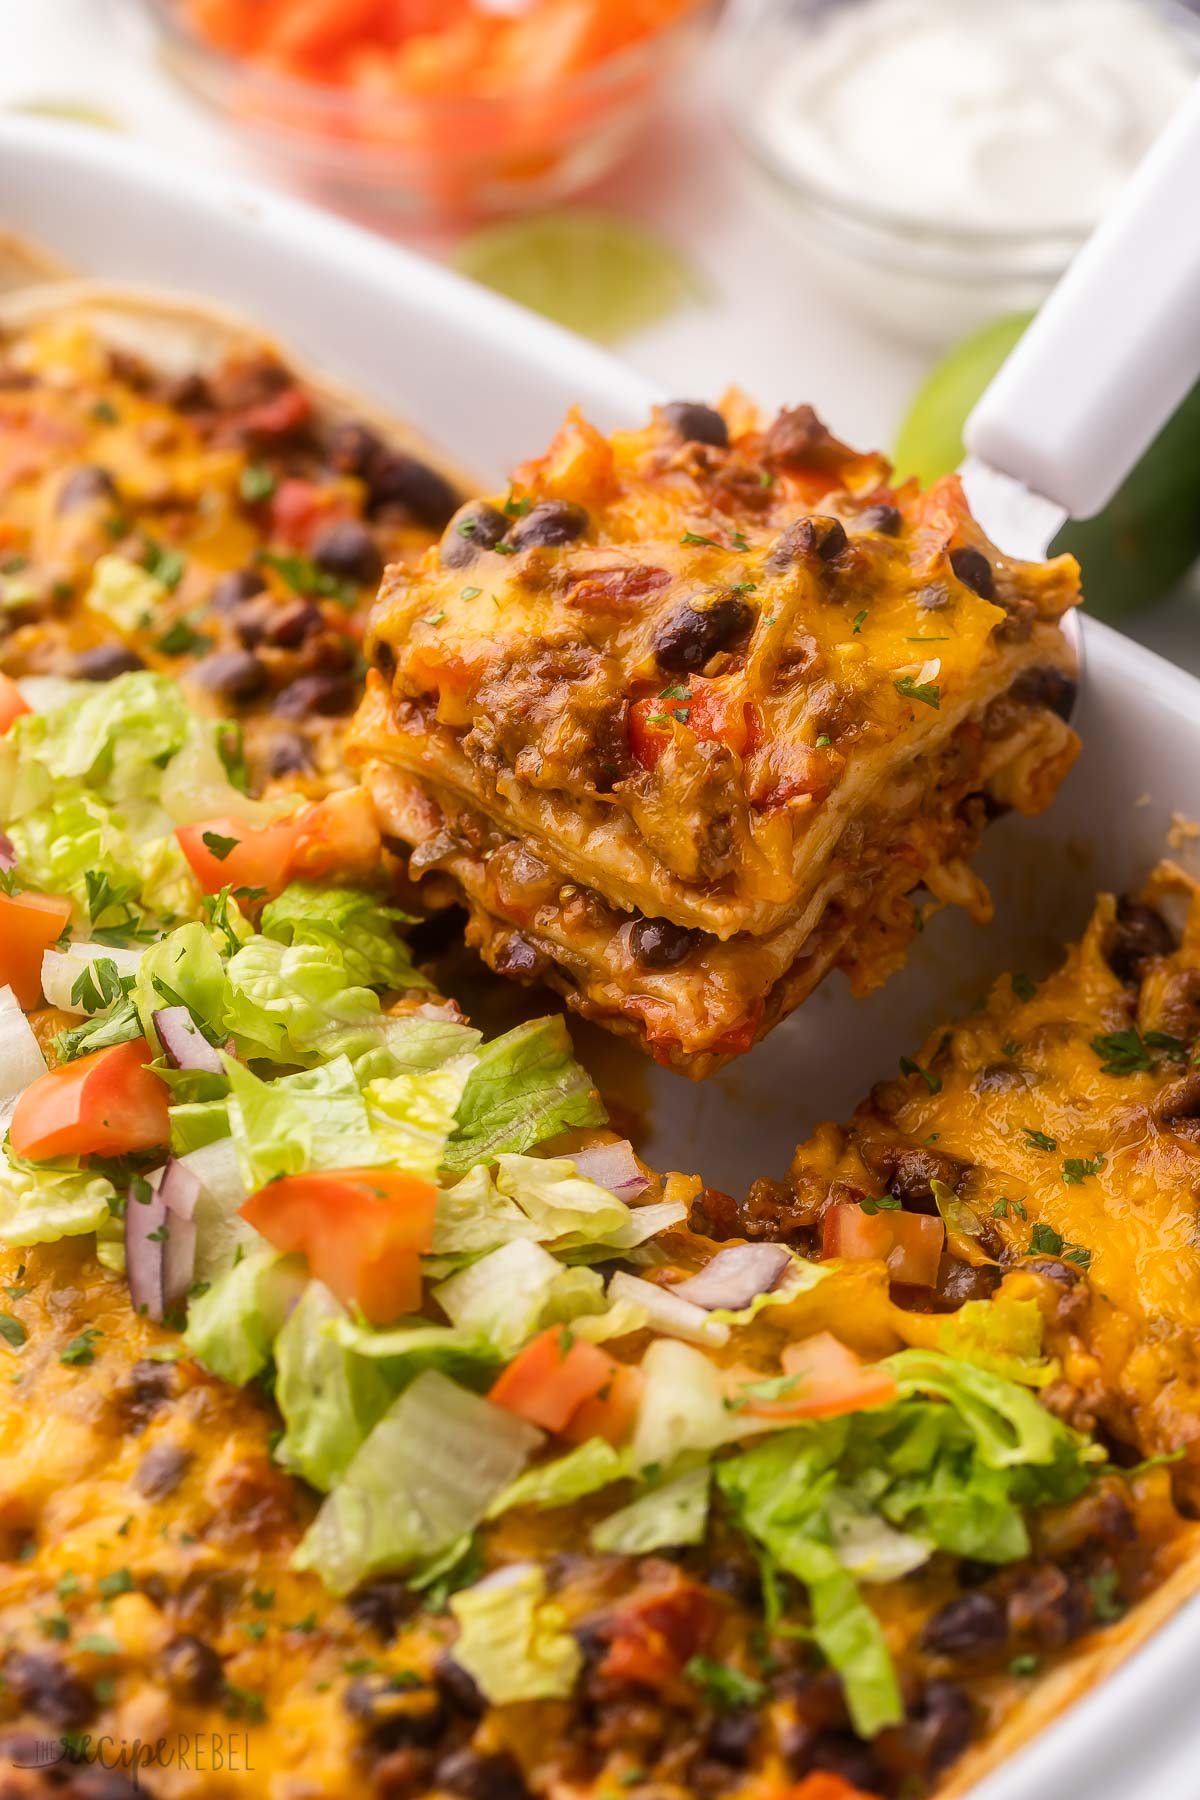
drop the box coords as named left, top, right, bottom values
left=1, top=115, right=1199, bottom=1800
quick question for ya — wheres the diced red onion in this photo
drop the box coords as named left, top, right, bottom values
left=571, top=1139, right=649, bottom=1201
left=607, top=1269, right=730, bottom=1347
left=126, top=1181, right=168, bottom=1323
left=0, top=832, right=15, bottom=873
left=126, top=1160, right=200, bottom=1321
left=673, top=1243, right=793, bottom=1312
left=158, top=1156, right=202, bottom=1223
left=153, top=1006, right=224, bottom=1074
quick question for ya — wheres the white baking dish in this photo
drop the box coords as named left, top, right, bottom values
left=1, top=115, right=1197, bottom=1800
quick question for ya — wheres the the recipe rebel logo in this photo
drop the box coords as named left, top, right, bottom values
left=5, top=1732, right=256, bottom=1784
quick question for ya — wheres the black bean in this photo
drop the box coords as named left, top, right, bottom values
left=764, top=515, right=847, bottom=572
left=158, top=371, right=212, bottom=412
left=950, top=546, right=995, bottom=599
left=434, top=1749, right=532, bottom=1800
left=117, top=1358, right=177, bottom=1432
left=703, top=1558, right=762, bottom=1610
left=191, top=649, right=269, bottom=705
left=493, top=933, right=542, bottom=978
left=211, top=566, right=267, bottom=611
left=272, top=672, right=357, bottom=718
left=312, top=519, right=384, bottom=587
left=1007, top=1564, right=1090, bottom=1647
left=628, top=916, right=701, bottom=968
left=328, top=419, right=383, bottom=477
left=869, top=1145, right=968, bottom=1211
left=367, top=451, right=459, bottom=528
left=705, top=1709, right=758, bottom=1765
left=56, top=465, right=118, bottom=514
left=808, top=1733, right=883, bottom=1793
left=4, top=1652, right=94, bottom=1729
left=920, top=1592, right=1006, bottom=1658
left=662, top=401, right=729, bottom=448
left=1156, top=1070, right=1200, bottom=1130
left=434, top=1651, right=485, bottom=1718
left=932, top=1255, right=1001, bottom=1310
left=133, top=1442, right=192, bottom=1500
left=440, top=502, right=510, bottom=570
left=971, top=1062, right=1027, bottom=1094
left=653, top=593, right=754, bottom=673
left=72, top=644, right=146, bottom=681
left=346, top=1579, right=418, bottom=1643
left=344, top=1675, right=446, bottom=1752
left=373, top=640, right=397, bottom=680
left=263, top=732, right=313, bottom=780
left=264, top=598, right=325, bottom=649
left=506, top=499, right=589, bottom=550
left=1010, top=664, right=1078, bottom=722
left=1104, top=898, right=1176, bottom=985
left=161, top=1633, right=224, bottom=1704
left=911, top=1680, right=974, bottom=1776
left=859, top=503, right=902, bottom=536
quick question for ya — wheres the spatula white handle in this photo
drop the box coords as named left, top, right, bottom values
left=964, top=77, right=1200, bottom=522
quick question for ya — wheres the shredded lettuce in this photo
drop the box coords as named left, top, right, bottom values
left=591, top=1464, right=710, bottom=1555
left=934, top=1296, right=1057, bottom=1388
left=0, top=1148, right=116, bottom=1246
left=183, top=1248, right=306, bottom=1386
left=448, top=1564, right=582, bottom=1704
left=430, top=1156, right=683, bottom=1263
left=261, top=882, right=430, bottom=993
left=84, top=556, right=169, bottom=636
left=432, top=1240, right=645, bottom=1359
left=274, top=1282, right=393, bottom=1491
left=444, top=1017, right=605, bottom=1170
left=363, top=1062, right=474, bottom=1182
left=293, top=1370, right=542, bottom=1594
left=134, top=923, right=227, bottom=1053
left=486, top=1438, right=630, bottom=1518
left=224, top=1053, right=386, bottom=1189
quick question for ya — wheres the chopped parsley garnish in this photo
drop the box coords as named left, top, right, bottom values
left=815, top=734, right=831, bottom=747
left=56, top=995, right=143, bottom=1064
left=1010, top=1654, right=1040, bottom=1676
left=421, top=610, right=447, bottom=626
left=98, top=1568, right=134, bottom=1599
left=38, top=1613, right=70, bottom=1641
left=141, top=538, right=186, bottom=591
left=1028, top=1222, right=1063, bottom=1256
left=240, top=464, right=278, bottom=504
left=894, top=674, right=940, bottom=709
left=1011, top=972, right=1037, bottom=1002
left=659, top=685, right=692, bottom=702
left=258, top=549, right=356, bottom=608
left=644, top=711, right=672, bottom=728
left=460, top=586, right=482, bottom=600
left=1001, top=1040, right=1020, bottom=1059
left=60, top=1327, right=102, bottom=1367
left=91, top=399, right=120, bottom=424
left=70, top=956, right=131, bottom=1016
left=0, top=1313, right=27, bottom=1349
left=201, top=830, right=240, bottom=862
left=899, top=1055, right=942, bottom=1095
left=1087, top=1570, right=1125, bottom=1623
left=683, top=1655, right=766, bottom=1711
left=993, top=1196, right=1026, bottom=1220
left=1022, top=1127, right=1058, bottom=1152
left=1062, top=1154, right=1105, bottom=1185
left=1090, top=1027, right=1186, bottom=1076
left=75, top=1634, right=119, bottom=1657
left=860, top=1194, right=902, bottom=1215
left=679, top=531, right=724, bottom=549
left=56, top=1570, right=79, bottom=1600
left=851, top=609, right=868, bottom=633
left=1063, top=1244, right=1093, bottom=1269
left=154, top=619, right=212, bottom=657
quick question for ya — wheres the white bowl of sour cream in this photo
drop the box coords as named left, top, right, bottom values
left=722, top=0, right=1200, bottom=346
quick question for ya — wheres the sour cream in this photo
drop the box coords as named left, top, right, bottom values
left=756, top=0, right=1196, bottom=233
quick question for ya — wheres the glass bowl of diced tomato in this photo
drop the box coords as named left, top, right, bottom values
left=141, top=0, right=715, bottom=221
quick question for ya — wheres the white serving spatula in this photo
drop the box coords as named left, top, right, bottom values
left=960, top=77, right=1200, bottom=575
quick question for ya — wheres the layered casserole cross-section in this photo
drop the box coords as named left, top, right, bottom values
left=351, top=400, right=1081, bottom=1074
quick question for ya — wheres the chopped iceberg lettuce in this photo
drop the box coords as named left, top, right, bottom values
left=486, top=1438, right=630, bottom=1518
left=261, top=882, right=431, bottom=993
left=183, top=1247, right=306, bottom=1386
left=293, top=1370, right=542, bottom=1594
left=274, top=1281, right=394, bottom=1491
left=591, top=1464, right=711, bottom=1555
left=448, top=1564, right=582, bottom=1704
left=0, top=1148, right=116, bottom=1246
left=223, top=1054, right=385, bottom=1190
left=444, top=1017, right=605, bottom=1170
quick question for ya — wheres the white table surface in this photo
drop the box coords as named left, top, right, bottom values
left=2, top=0, right=1197, bottom=667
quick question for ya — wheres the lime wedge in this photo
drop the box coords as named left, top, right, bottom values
left=453, top=209, right=702, bottom=344
left=12, top=99, right=122, bottom=131
left=893, top=312, right=1031, bottom=485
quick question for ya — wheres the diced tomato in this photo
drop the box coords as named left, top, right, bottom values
left=288, top=787, right=381, bottom=884
left=629, top=678, right=753, bottom=773
left=563, top=1361, right=644, bottom=1447
left=784, top=1777, right=879, bottom=1800
left=0, top=890, right=73, bottom=1011
left=176, top=813, right=307, bottom=903
left=489, top=1325, right=621, bottom=1433
left=822, top=1201, right=944, bottom=1289
left=0, top=672, right=30, bottom=734
left=240, top=1167, right=438, bottom=1325
left=10, top=1039, right=168, bottom=1161
left=740, top=1331, right=897, bottom=1422
left=237, top=385, right=312, bottom=443
left=599, top=1575, right=718, bottom=1689
left=267, top=477, right=328, bottom=547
